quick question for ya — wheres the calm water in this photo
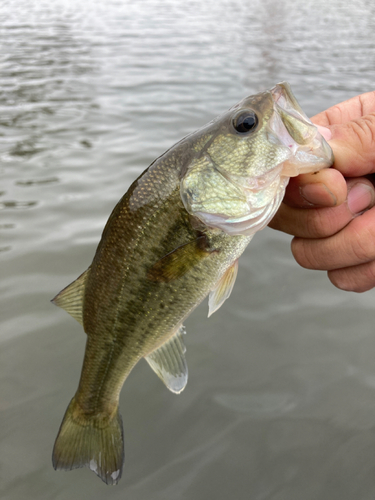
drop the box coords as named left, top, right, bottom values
left=1, top=0, right=375, bottom=498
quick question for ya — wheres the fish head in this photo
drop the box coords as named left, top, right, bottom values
left=180, top=82, right=334, bottom=236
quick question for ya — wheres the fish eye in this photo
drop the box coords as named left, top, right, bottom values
left=232, top=110, right=258, bottom=134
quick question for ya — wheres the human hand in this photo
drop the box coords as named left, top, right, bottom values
left=269, top=90, right=375, bottom=292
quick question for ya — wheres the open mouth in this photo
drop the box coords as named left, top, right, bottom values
left=269, top=82, right=334, bottom=175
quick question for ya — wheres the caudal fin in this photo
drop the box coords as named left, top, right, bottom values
left=52, top=397, right=124, bottom=485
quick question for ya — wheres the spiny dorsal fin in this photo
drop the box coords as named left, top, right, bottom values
left=145, top=325, right=188, bottom=394
left=51, top=268, right=90, bottom=326
left=208, top=260, right=238, bottom=318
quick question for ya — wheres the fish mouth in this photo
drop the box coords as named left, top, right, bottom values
left=269, top=82, right=334, bottom=176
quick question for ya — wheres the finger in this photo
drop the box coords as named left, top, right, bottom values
left=328, top=113, right=375, bottom=177
left=311, top=90, right=375, bottom=127
left=291, top=205, right=375, bottom=270
left=316, top=125, right=332, bottom=141
left=270, top=178, right=375, bottom=238
left=283, top=168, right=347, bottom=208
left=328, top=261, right=375, bottom=293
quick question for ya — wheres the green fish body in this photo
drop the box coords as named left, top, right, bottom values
left=52, top=83, right=333, bottom=484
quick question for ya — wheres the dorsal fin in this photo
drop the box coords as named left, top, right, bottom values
left=208, top=260, right=238, bottom=317
left=51, top=268, right=90, bottom=326
left=145, top=325, right=188, bottom=394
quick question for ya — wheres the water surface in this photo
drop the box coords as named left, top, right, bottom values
left=1, top=0, right=375, bottom=498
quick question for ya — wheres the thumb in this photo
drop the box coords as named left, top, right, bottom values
left=329, top=113, right=375, bottom=177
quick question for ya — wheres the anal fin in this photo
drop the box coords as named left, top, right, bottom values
left=208, top=260, right=238, bottom=317
left=145, top=325, right=188, bottom=394
left=51, top=268, right=90, bottom=326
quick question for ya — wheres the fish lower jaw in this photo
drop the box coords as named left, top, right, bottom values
left=280, top=160, right=303, bottom=177
left=280, top=145, right=334, bottom=176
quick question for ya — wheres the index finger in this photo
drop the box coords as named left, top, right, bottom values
left=312, top=90, right=375, bottom=127
left=328, top=113, right=375, bottom=177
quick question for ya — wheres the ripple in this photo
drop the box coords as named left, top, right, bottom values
left=214, top=392, right=297, bottom=417
left=9, top=139, right=45, bottom=157
left=16, top=177, right=59, bottom=186
left=0, top=200, right=37, bottom=210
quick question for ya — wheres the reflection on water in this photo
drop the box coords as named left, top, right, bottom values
left=1, top=0, right=375, bottom=498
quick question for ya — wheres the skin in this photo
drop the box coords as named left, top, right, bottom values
left=269, top=90, right=375, bottom=292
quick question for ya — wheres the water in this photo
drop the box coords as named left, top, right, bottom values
left=1, top=0, right=375, bottom=498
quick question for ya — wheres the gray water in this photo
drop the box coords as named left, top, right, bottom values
left=1, top=0, right=375, bottom=498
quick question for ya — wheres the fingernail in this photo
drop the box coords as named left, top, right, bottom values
left=300, top=182, right=337, bottom=206
left=316, top=125, right=332, bottom=141
left=347, top=183, right=375, bottom=215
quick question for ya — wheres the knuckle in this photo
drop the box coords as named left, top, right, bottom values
left=349, top=232, right=370, bottom=262
left=327, top=269, right=356, bottom=292
left=305, top=208, right=337, bottom=238
left=305, top=210, right=325, bottom=237
left=350, top=113, right=375, bottom=156
left=362, top=263, right=375, bottom=290
left=291, top=238, right=320, bottom=269
left=328, top=269, right=350, bottom=291
left=349, top=222, right=375, bottom=263
left=328, top=262, right=375, bottom=293
left=326, top=105, right=344, bottom=125
left=328, top=269, right=360, bottom=292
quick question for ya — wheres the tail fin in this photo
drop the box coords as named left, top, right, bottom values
left=52, top=397, right=124, bottom=485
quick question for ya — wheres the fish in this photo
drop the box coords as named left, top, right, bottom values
left=51, top=82, right=333, bottom=485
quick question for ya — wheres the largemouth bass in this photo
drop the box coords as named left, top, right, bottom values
left=52, top=82, right=333, bottom=484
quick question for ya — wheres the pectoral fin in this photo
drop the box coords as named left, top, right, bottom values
left=147, top=235, right=213, bottom=283
left=208, top=260, right=238, bottom=317
left=51, top=268, right=90, bottom=326
left=145, top=326, right=188, bottom=394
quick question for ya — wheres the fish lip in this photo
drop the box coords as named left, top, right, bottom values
left=269, top=82, right=309, bottom=121
left=268, top=82, right=334, bottom=174
left=269, top=82, right=314, bottom=139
